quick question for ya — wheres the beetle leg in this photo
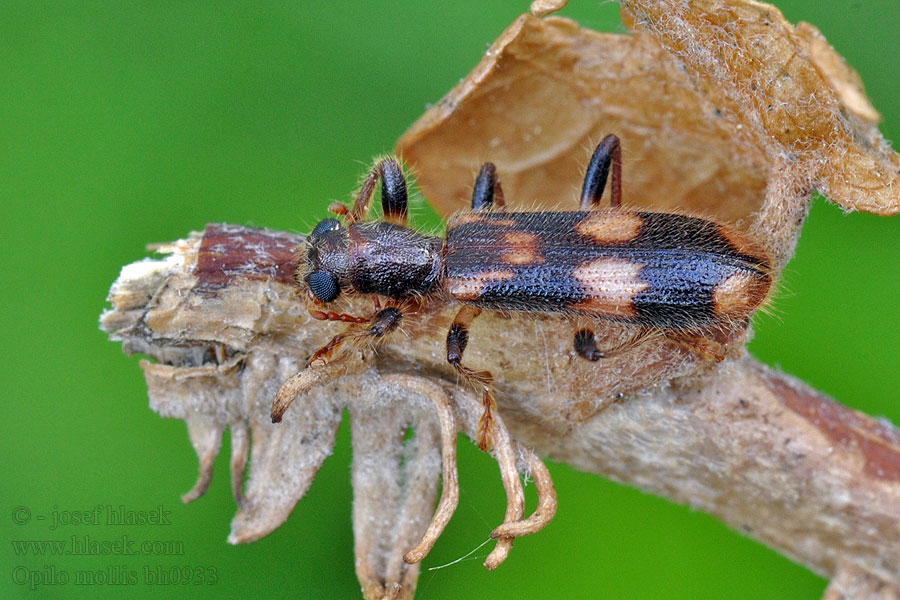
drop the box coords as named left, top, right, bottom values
left=347, top=157, right=408, bottom=225
left=304, top=289, right=365, bottom=330
left=306, top=332, right=345, bottom=365
left=471, top=162, right=506, bottom=212
left=666, top=330, right=729, bottom=362
left=365, top=306, right=403, bottom=338
left=574, top=328, right=603, bottom=361
left=327, top=202, right=349, bottom=216
left=446, top=305, right=490, bottom=385
left=307, top=308, right=369, bottom=323
left=305, top=289, right=369, bottom=323
left=580, top=133, right=622, bottom=210
left=273, top=306, right=403, bottom=422
left=446, top=305, right=501, bottom=450
left=574, top=325, right=655, bottom=361
left=492, top=175, right=505, bottom=209
left=308, top=306, right=404, bottom=367
left=378, top=159, right=408, bottom=225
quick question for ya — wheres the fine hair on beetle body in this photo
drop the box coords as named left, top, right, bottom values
left=274, top=134, right=773, bottom=447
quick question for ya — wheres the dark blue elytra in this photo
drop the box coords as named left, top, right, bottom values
left=307, top=270, right=341, bottom=302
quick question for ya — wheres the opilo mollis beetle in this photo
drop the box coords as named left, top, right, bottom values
left=272, top=134, right=773, bottom=449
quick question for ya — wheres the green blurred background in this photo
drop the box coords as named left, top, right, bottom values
left=1, top=1, right=897, bottom=598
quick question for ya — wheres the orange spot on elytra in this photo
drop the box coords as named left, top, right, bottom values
left=575, top=211, right=643, bottom=243
left=502, top=231, right=542, bottom=265
left=713, top=271, right=771, bottom=318
left=447, top=213, right=518, bottom=228
left=446, top=270, right=516, bottom=301
left=570, top=258, right=647, bottom=318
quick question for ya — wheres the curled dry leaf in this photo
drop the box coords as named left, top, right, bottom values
left=618, top=0, right=899, bottom=217
left=103, top=1, right=900, bottom=598
left=398, top=15, right=771, bottom=226
left=397, top=4, right=900, bottom=269
left=529, top=0, right=569, bottom=18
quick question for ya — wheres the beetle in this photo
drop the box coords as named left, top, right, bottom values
left=273, top=134, right=773, bottom=441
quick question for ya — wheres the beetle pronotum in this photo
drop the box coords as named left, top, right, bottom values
left=271, top=134, right=772, bottom=448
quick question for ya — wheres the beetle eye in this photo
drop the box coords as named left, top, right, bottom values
left=307, top=270, right=340, bottom=302
left=310, top=218, right=342, bottom=238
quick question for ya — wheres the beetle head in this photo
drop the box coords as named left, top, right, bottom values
left=304, top=218, right=349, bottom=303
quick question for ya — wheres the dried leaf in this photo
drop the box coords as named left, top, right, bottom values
left=398, top=3, right=899, bottom=232
left=398, top=15, right=771, bottom=225
left=618, top=0, right=899, bottom=215
left=529, top=0, right=569, bottom=18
